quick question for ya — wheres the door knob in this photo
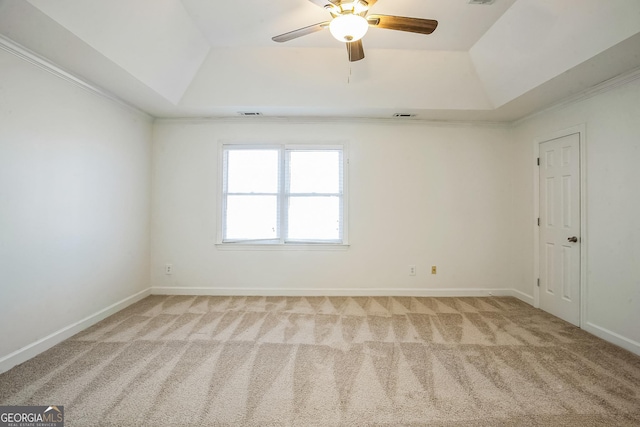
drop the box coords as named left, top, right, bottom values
left=568, top=236, right=578, bottom=243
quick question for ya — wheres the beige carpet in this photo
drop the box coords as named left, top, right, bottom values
left=1, top=295, right=640, bottom=426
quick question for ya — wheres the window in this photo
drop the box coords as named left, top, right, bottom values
left=220, top=144, right=346, bottom=245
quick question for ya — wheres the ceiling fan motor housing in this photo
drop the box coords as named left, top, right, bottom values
left=326, top=0, right=370, bottom=16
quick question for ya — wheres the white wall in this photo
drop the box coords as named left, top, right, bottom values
left=150, top=119, right=513, bottom=295
left=0, top=46, right=152, bottom=365
left=511, top=76, right=640, bottom=353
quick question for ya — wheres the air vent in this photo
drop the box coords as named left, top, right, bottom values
left=468, top=0, right=495, bottom=4
left=238, top=112, right=263, bottom=116
left=393, top=113, right=416, bottom=118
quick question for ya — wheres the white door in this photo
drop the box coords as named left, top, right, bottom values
left=539, top=133, right=581, bottom=326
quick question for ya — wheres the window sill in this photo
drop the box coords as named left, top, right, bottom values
left=215, top=243, right=350, bottom=251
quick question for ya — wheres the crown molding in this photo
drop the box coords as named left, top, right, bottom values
left=0, top=34, right=152, bottom=121
left=513, top=65, right=640, bottom=127
left=154, top=115, right=509, bottom=129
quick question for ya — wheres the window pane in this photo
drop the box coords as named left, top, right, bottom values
left=289, top=151, right=340, bottom=194
left=225, top=195, right=277, bottom=240
left=288, top=196, right=340, bottom=241
left=227, top=149, right=278, bottom=193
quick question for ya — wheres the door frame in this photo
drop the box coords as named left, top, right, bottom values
left=533, top=124, right=587, bottom=327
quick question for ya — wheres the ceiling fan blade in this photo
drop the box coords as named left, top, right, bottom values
left=346, top=39, right=365, bottom=62
left=272, top=22, right=330, bottom=43
left=367, top=15, right=438, bottom=35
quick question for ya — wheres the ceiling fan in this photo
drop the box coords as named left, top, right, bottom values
left=272, top=0, right=438, bottom=62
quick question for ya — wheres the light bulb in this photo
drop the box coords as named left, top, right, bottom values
left=329, top=14, right=369, bottom=43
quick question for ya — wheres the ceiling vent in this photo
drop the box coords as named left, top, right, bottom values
left=468, top=0, right=495, bottom=4
left=393, top=113, right=416, bottom=118
left=238, top=112, right=263, bottom=116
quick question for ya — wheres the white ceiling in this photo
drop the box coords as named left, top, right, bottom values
left=1, top=0, right=640, bottom=121
left=182, top=0, right=517, bottom=50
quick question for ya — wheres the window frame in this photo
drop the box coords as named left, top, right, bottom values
left=216, top=142, right=349, bottom=249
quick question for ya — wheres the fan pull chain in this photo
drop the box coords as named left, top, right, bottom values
left=347, top=44, right=351, bottom=84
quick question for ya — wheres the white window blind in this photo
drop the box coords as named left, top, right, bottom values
left=221, top=145, right=345, bottom=244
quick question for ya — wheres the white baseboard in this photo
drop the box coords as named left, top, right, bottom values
left=505, top=289, right=535, bottom=305
left=584, top=322, right=640, bottom=356
left=0, top=288, right=151, bottom=374
left=150, top=286, right=522, bottom=298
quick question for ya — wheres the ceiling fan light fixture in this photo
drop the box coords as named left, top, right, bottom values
left=352, top=1, right=369, bottom=14
left=329, top=14, right=369, bottom=42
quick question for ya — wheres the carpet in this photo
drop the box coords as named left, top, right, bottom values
left=1, top=295, right=639, bottom=426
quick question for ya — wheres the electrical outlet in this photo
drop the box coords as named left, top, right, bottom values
left=165, top=264, right=173, bottom=275
left=431, top=266, right=437, bottom=274
left=409, top=265, right=416, bottom=276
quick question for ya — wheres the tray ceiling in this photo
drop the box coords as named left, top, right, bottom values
left=1, top=0, right=639, bottom=121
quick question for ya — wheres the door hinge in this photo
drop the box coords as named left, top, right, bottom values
left=537, top=217, right=540, bottom=226
left=537, top=278, right=540, bottom=287
left=537, top=157, right=540, bottom=166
